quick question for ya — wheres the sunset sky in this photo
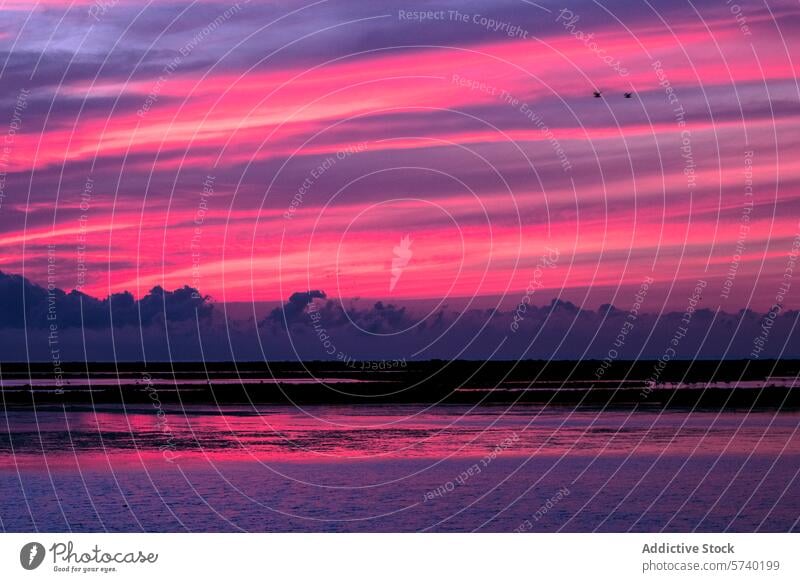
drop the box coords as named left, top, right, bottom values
left=1, top=0, right=799, bottom=313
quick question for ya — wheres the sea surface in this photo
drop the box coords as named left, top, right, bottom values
left=1, top=401, right=799, bottom=532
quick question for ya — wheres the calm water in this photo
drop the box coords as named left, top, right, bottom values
left=1, top=404, right=798, bottom=532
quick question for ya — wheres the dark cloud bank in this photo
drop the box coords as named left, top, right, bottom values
left=1, top=271, right=798, bottom=362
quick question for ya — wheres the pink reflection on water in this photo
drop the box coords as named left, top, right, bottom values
left=3, top=406, right=798, bottom=469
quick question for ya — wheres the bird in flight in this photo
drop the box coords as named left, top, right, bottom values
left=624, top=92, right=633, bottom=98
left=593, top=90, right=602, bottom=98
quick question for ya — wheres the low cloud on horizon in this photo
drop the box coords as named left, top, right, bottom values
left=0, top=270, right=798, bottom=362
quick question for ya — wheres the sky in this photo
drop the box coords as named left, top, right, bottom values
left=1, top=0, right=800, bottom=360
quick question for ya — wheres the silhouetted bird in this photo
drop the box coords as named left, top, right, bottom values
left=593, top=91, right=602, bottom=98
left=624, top=92, right=633, bottom=98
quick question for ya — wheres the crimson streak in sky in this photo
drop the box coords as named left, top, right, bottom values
left=0, top=0, right=798, bottom=314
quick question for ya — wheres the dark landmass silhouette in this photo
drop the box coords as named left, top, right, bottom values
left=2, top=359, right=799, bottom=409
